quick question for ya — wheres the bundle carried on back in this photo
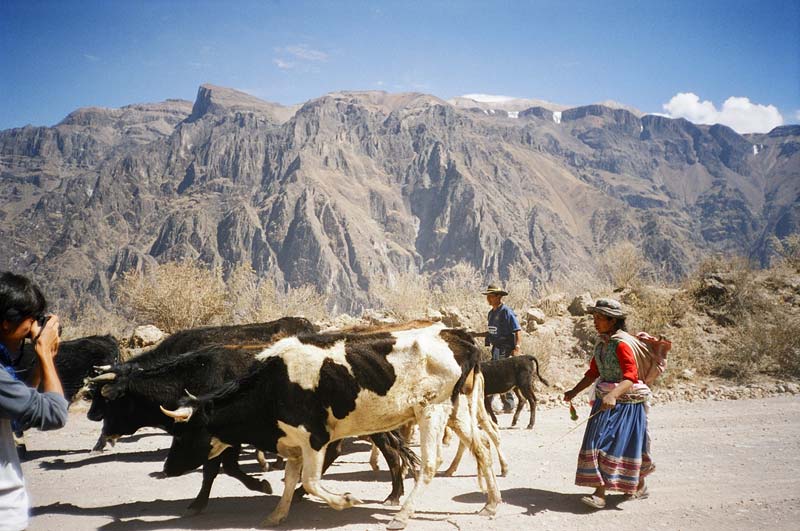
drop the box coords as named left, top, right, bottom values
left=612, top=330, right=671, bottom=386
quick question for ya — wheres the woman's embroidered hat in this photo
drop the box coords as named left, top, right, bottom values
left=481, top=284, right=508, bottom=296
left=587, top=298, right=627, bottom=318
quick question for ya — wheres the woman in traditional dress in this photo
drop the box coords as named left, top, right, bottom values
left=563, top=298, right=653, bottom=509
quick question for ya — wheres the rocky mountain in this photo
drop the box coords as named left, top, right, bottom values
left=1, top=84, right=797, bottom=315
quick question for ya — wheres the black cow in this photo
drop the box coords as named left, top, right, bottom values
left=13, top=335, right=120, bottom=458
left=161, top=322, right=500, bottom=529
left=17, top=334, right=120, bottom=402
left=84, top=317, right=318, bottom=514
left=482, top=354, right=549, bottom=429
left=86, top=317, right=317, bottom=441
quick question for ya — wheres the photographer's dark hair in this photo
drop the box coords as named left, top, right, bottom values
left=0, top=272, right=47, bottom=325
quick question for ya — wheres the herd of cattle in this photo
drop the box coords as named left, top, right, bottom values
left=19, top=317, right=548, bottom=529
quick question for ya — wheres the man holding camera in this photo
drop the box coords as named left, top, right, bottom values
left=0, top=272, right=67, bottom=531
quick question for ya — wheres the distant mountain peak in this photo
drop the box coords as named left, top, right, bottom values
left=189, top=84, right=298, bottom=123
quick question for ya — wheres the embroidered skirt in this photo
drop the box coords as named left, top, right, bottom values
left=575, top=399, right=654, bottom=493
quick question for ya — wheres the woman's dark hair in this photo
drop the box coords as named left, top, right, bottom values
left=611, top=317, right=627, bottom=332
left=0, top=272, right=47, bottom=325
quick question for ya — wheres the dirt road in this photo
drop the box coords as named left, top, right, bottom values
left=21, top=395, right=800, bottom=531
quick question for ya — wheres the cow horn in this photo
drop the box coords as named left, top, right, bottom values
left=160, top=405, right=194, bottom=422
left=89, top=372, right=117, bottom=384
left=93, top=364, right=112, bottom=373
left=184, top=389, right=198, bottom=401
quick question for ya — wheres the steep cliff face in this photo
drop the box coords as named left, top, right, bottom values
left=0, top=85, right=797, bottom=315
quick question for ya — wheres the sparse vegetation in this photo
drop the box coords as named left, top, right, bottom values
left=93, top=248, right=798, bottom=388
left=116, top=261, right=227, bottom=333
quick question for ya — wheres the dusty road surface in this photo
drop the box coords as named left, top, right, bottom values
left=21, top=395, right=799, bottom=531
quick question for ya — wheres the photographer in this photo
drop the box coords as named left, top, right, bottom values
left=0, top=272, right=67, bottom=531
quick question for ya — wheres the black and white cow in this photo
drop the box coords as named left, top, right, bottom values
left=85, top=317, right=417, bottom=512
left=161, top=321, right=501, bottom=530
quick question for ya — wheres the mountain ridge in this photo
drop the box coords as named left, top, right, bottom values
left=0, top=84, right=797, bottom=316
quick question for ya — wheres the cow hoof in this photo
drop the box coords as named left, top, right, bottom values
left=382, top=497, right=401, bottom=507
left=478, top=503, right=498, bottom=517
left=183, top=505, right=205, bottom=517
left=344, top=492, right=362, bottom=506
left=260, top=480, right=273, bottom=494
left=441, top=467, right=456, bottom=477
left=386, top=518, right=407, bottom=530
left=261, top=513, right=287, bottom=527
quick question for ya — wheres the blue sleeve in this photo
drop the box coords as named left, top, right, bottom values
left=506, top=308, right=521, bottom=333
left=0, top=367, right=68, bottom=431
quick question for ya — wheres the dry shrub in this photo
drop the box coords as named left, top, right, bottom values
left=598, top=241, right=646, bottom=289
left=626, top=286, right=684, bottom=337
left=715, top=312, right=800, bottom=381
left=523, top=330, right=554, bottom=378
left=432, top=262, right=485, bottom=330
left=60, top=302, right=130, bottom=341
left=248, top=281, right=329, bottom=323
left=540, top=269, right=610, bottom=300
left=504, top=263, right=536, bottom=311
left=225, top=263, right=261, bottom=324
left=373, top=272, right=433, bottom=321
left=770, top=234, right=800, bottom=271
left=687, top=256, right=765, bottom=324
left=115, top=261, right=227, bottom=333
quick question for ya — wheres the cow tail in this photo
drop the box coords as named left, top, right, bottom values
left=390, top=430, right=420, bottom=477
left=528, top=355, right=550, bottom=387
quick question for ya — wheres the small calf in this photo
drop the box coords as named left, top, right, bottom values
left=483, top=355, right=549, bottom=429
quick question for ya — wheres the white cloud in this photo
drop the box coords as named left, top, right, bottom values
left=83, top=53, right=100, bottom=62
left=662, top=92, right=783, bottom=134
left=273, top=58, right=294, bottom=70
left=793, top=110, right=800, bottom=122
left=284, top=45, right=328, bottom=62
left=461, top=93, right=516, bottom=103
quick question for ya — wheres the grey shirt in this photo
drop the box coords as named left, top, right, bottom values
left=0, top=365, right=68, bottom=531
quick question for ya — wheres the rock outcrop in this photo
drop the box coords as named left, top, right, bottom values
left=0, top=84, right=797, bottom=316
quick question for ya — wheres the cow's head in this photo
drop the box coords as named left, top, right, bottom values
left=160, top=395, right=214, bottom=477
left=86, top=364, right=169, bottom=437
left=84, top=370, right=118, bottom=421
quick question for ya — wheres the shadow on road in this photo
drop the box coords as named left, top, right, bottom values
left=454, top=486, right=624, bottom=515
left=32, top=496, right=404, bottom=531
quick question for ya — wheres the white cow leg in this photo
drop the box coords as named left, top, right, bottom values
left=261, top=455, right=302, bottom=527
left=301, top=443, right=363, bottom=510
left=441, top=440, right=466, bottom=476
left=449, top=397, right=501, bottom=516
left=369, top=441, right=381, bottom=471
left=388, top=403, right=451, bottom=530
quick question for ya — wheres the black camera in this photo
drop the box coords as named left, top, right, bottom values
left=36, top=314, right=51, bottom=328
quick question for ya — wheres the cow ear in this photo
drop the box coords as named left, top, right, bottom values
left=100, top=383, right=124, bottom=400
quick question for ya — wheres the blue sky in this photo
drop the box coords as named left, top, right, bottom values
left=1, top=0, right=798, bottom=133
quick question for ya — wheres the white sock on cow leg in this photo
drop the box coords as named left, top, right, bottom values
left=301, top=443, right=362, bottom=510
left=391, top=404, right=451, bottom=527
left=262, top=456, right=302, bottom=527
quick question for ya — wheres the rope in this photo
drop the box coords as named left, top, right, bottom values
left=537, top=407, right=602, bottom=448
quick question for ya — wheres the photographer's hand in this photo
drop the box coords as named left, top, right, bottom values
left=31, top=315, right=63, bottom=396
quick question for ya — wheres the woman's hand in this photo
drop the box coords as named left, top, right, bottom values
left=600, top=393, right=617, bottom=410
left=563, top=389, right=576, bottom=402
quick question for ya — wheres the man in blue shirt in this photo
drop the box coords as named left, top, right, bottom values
left=482, top=284, right=522, bottom=413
